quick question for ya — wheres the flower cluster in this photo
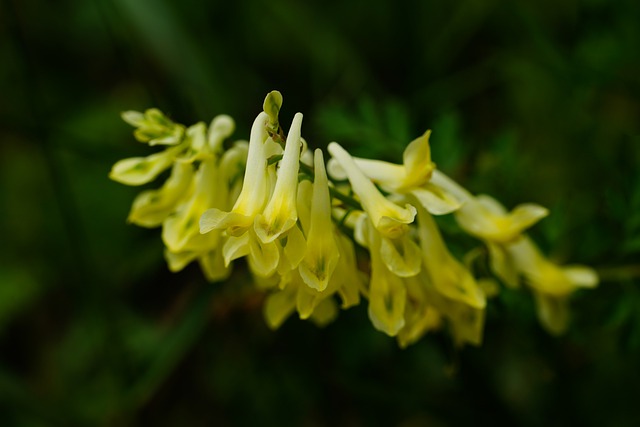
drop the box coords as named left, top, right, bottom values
left=110, top=91, right=598, bottom=347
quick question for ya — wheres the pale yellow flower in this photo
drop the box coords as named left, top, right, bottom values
left=109, top=144, right=184, bottom=186
left=508, top=237, right=598, bottom=334
left=328, top=132, right=462, bottom=215
left=200, top=112, right=271, bottom=236
left=263, top=270, right=339, bottom=329
left=455, top=194, right=548, bottom=286
left=455, top=194, right=548, bottom=244
left=396, top=274, right=442, bottom=348
left=298, top=150, right=340, bottom=291
left=254, top=113, right=303, bottom=243
left=327, top=142, right=416, bottom=239
left=417, top=205, right=485, bottom=310
left=127, top=161, right=194, bottom=227
left=364, top=218, right=407, bottom=336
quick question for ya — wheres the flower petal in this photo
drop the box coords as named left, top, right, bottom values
left=563, top=266, right=599, bottom=288
left=109, top=147, right=179, bottom=186
left=264, top=285, right=297, bottom=329
left=533, top=292, right=569, bottom=335
left=254, top=113, right=303, bottom=243
left=328, top=142, right=416, bottom=238
left=411, top=184, right=462, bottom=215
left=379, top=234, right=422, bottom=278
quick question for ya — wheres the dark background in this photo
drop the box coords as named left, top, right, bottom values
left=1, top=0, right=640, bottom=426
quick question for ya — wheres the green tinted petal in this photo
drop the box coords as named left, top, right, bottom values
left=263, top=90, right=283, bottom=132
left=121, top=110, right=145, bottom=127
left=222, top=233, right=250, bottom=267
left=309, top=298, right=338, bottom=327
left=247, top=231, right=280, bottom=277
left=379, top=234, right=422, bottom=277
left=199, top=249, right=231, bottom=282
left=533, top=292, right=569, bottom=335
left=128, top=162, right=194, bottom=227
left=109, top=149, right=176, bottom=186
left=165, top=249, right=198, bottom=272
left=264, top=285, right=297, bottom=330
left=402, top=130, right=434, bottom=187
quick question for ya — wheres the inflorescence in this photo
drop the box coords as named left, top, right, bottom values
left=110, top=91, right=598, bottom=348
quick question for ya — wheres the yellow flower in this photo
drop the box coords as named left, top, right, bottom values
left=364, top=218, right=407, bottom=336
left=455, top=195, right=548, bottom=244
left=127, top=161, right=194, bottom=227
left=176, top=115, right=235, bottom=163
left=327, top=142, right=416, bottom=239
left=328, top=132, right=462, bottom=215
left=254, top=113, right=303, bottom=243
left=418, top=205, right=485, bottom=310
left=508, top=237, right=598, bottom=334
left=109, top=144, right=184, bottom=186
left=163, top=159, right=222, bottom=253
left=395, top=273, right=442, bottom=348
left=263, top=270, right=339, bottom=329
left=298, top=150, right=340, bottom=291
left=378, top=233, right=422, bottom=278
left=200, top=112, right=271, bottom=237
left=455, top=194, right=548, bottom=286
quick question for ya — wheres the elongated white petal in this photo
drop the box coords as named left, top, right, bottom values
left=231, top=112, right=271, bottom=217
left=254, top=113, right=303, bottom=243
left=328, top=142, right=416, bottom=239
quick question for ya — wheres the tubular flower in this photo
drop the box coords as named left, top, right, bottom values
left=417, top=206, right=485, bottom=310
left=455, top=194, right=549, bottom=286
left=508, top=237, right=598, bottom=334
left=127, top=161, right=194, bottom=227
left=364, top=218, right=407, bottom=336
left=298, top=150, right=340, bottom=291
left=111, top=90, right=598, bottom=348
left=199, top=112, right=271, bottom=237
left=328, top=142, right=417, bottom=239
left=328, top=131, right=462, bottom=215
left=254, top=113, right=303, bottom=243
left=455, top=194, right=548, bottom=244
left=162, top=116, right=237, bottom=253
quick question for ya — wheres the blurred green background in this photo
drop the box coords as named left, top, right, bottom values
left=1, top=0, right=640, bottom=425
